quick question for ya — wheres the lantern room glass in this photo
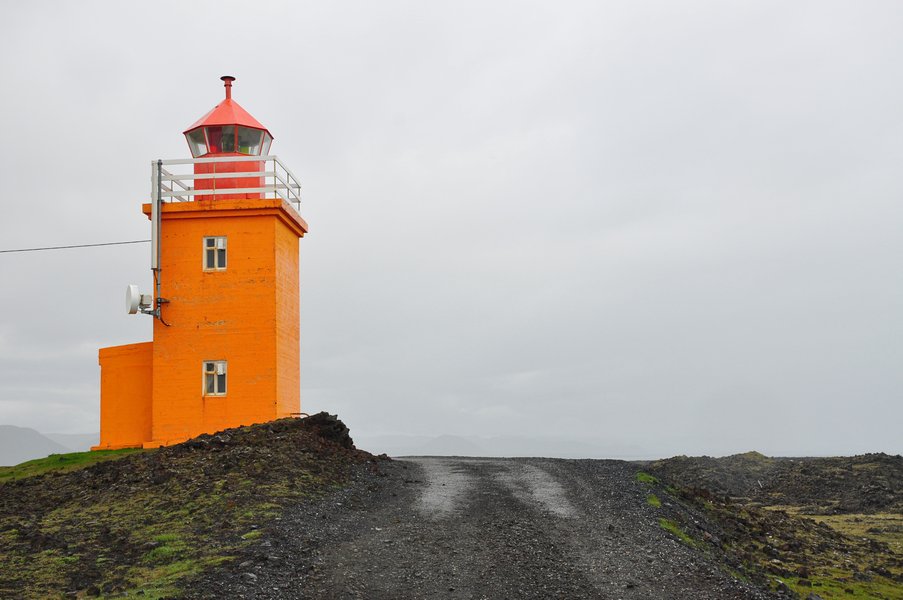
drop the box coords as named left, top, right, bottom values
left=185, top=125, right=264, bottom=158
left=185, top=126, right=268, bottom=156
left=205, top=127, right=222, bottom=153
left=186, top=129, right=207, bottom=157
left=237, top=127, right=263, bottom=155
left=205, top=126, right=235, bottom=153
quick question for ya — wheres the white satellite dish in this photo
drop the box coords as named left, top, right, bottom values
left=126, top=284, right=141, bottom=314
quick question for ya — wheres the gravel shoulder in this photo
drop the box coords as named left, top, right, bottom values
left=187, top=457, right=777, bottom=599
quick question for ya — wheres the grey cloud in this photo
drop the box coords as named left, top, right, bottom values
left=0, top=1, right=900, bottom=457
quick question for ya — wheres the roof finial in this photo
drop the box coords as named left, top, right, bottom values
left=221, top=75, right=236, bottom=100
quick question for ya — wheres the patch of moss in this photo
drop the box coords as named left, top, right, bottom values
left=659, top=517, right=696, bottom=546
left=635, top=471, right=659, bottom=485
left=119, top=555, right=231, bottom=599
left=144, top=545, right=184, bottom=565
left=152, top=533, right=182, bottom=544
left=647, top=494, right=661, bottom=508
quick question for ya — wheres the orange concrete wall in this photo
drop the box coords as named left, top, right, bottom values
left=144, top=199, right=306, bottom=446
left=95, top=342, right=153, bottom=449
left=274, top=218, right=301, bottom=417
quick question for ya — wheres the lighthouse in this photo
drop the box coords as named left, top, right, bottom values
left=94, top=77, right=308, bottom=450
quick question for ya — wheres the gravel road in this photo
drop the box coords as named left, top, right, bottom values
left=188, top=457, right=778, bottom=599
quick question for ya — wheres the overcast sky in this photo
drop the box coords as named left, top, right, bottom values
left=0, top=1, right=900, bottom=458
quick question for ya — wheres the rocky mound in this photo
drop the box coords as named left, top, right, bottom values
left=641, top=452, right=903, bottom=597
left=0, top=413, right=384, bottom=599
left=646, top=451, right=903, bottom=513
left=663, top=484, right=903, bottom=598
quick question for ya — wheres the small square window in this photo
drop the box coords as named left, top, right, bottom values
left=203, top=236, right=227, bottom=270
left=203, top=360, right=227, bottom=395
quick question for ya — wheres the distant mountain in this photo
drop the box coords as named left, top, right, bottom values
left=354, top=433, right=651, bottom=459
left=0, top=426, right=69, bottom=466
left=354, top=434, right=434, bottom=457
left=44, top=433, right=99, bottom=453
left=417, top=435, right=486, bottom=456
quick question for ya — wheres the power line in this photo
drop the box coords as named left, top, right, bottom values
left=0, top=240, right=151, bottom=254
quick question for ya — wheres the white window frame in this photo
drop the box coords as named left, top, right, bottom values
left=203, top=360, right=227, bottom=396
left=203, top=236, right=227, bottom=271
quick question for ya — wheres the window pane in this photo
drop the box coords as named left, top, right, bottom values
left=217, top=374, right=226, bottom=394
left=205, top=127, right=223, bottom=153
left=237, top=127, right=262, bottom=155
left=217, top=248, right=226, bottom=268
left=206, top=249, right=215, bottom=268
left=221, top=126, right=235, bottom=153
left=186, top=129, right=207, bottom=157
left=206, top=373, right=215, bottom=394
left=205, top=362, right=214, bottom=372
left=261, top=133, right=272, bottom=156
left=205, top=238, right=215, bottom=249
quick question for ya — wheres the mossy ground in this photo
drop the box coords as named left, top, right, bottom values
left=801, top=511, right=903, bottom=554
left=667, top=484, right=903, bottom=599
left=780, top=571, right=903, bottom=599
left=766, top=509, right=903, bottom=599
left=1, top=465, right=327, bottom=598
left=0, top=414, right=378, bottom=599
left=0, top=448, right=143, bottom=483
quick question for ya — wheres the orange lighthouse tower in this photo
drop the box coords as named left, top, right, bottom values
left=94, top=77, right=308, bottom=450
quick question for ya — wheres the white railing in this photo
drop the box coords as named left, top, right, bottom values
left=151, top=155, right=302, bottom=213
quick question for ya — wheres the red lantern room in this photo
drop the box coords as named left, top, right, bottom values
left=183, top=76, right=273, bottom=200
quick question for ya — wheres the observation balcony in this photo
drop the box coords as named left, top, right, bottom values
left=150, top=155, right=302, bottom=214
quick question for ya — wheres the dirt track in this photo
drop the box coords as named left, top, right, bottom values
left=188, top=457, right=778, bottom=599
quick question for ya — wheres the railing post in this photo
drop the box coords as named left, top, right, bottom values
left=152, top=159, right=163, bottom=319
left=151, top=160, right=161, bottom=271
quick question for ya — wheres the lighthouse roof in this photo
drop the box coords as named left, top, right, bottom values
left=184, top=98, right=270, bottom=137
left=183, top=77, right=272, bottom=138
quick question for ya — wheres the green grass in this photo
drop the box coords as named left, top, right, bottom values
left=143, top=533, right=189, bottom=566
left=117, top=555, right=232, bottom=599
left=647, top=494, right=662, bottom=508
left=806, top=512, right=903, bottom=555
left=152, top=533, right=182, bottom=544
left=144, top=545, right=183, bottom=565
left=782, top=571, right=903, bottom=599
left=659, top=518, right=696, bottom=546
left=0, top=448, right=145, bottom=482
left=635, top=471, right=659, bottom=485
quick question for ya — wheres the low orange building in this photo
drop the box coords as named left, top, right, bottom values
left=94, top=77, right=307, bottom=450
